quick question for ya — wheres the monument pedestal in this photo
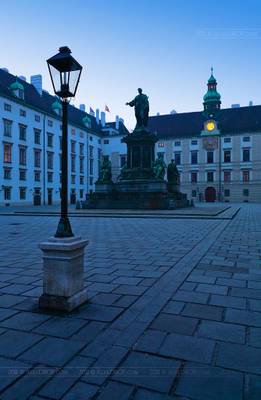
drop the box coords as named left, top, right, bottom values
left=39, top=236, right=88, bottom=312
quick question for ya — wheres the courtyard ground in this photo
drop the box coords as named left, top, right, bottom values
left=0, top=203, right=260, bottom=399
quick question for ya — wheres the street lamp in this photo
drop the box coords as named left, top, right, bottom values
left=47, top=46, right=82, bottom=237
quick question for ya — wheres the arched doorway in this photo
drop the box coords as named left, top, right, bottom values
left=205, top=187, right=216, bottom=202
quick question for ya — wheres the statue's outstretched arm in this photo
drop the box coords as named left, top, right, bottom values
left=126, top=99, right=135, bottom=107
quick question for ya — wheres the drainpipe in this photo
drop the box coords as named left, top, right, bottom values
left=43, top=114, right=46, bottom=205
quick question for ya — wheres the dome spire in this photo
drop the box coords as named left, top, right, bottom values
left=203, top=68, right=221, bottom=119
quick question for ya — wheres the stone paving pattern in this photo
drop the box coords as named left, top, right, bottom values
left=0, top=204, right=260, bottom=399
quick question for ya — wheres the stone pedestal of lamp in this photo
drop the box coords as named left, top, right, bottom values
left=39, top=236, right=88, bottom=312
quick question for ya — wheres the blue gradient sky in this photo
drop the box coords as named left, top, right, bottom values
left=1, top=0, right=261, bottom=128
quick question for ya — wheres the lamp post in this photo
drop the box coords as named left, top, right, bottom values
left=39, top=47, right=88, bottom=312
left=47, top=46, right=82, bottom=237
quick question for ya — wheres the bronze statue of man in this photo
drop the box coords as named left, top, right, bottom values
left=126, top=88, right=149, bottom=128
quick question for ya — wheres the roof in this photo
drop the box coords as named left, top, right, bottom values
left=10, top=80, right=24, bottom=91
left=148, top=105, right=261, bottom=139
left=105, top=121, right=129, bottom=136
left=0, top=69, right=129, bottom=136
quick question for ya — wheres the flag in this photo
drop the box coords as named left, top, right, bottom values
left=105, top=105, right=110, bottom=112
left=89, top=107, right=95, bottom=116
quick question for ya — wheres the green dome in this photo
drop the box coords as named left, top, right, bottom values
left=203, top=90, right=221, bottom=102
left=82, top=115, right=91, bottom=125
left=208, top=74, right=217, bottom=84
left=10, top=80, right=24, bottom=91
left=52, top=99, right=62, bottom=110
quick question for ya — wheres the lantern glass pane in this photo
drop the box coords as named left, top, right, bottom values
left=49, top=64, right=61, bottom=95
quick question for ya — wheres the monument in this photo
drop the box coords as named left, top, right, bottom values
left=85, top=89, right=189, bottom=209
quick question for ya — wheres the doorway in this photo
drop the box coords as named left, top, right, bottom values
left=205, top=187, right=216, bottom=202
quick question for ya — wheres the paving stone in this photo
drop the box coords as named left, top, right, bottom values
left=231, top=287, right=261, bottom=300
left=181, top=303, right=223, bottom=321
left=116, top=322, right=147, bottom=348
left=216, top=342, right=261, bottom=374
left=71, top=321, right=106, bottom=343
left=175, top=362, right=243, bottom=400
left=249, top=299, right=261, bottom=312
left=197, top=321, right=245, bottom=343
left=209, top=294, right=246, bottom=309
left=151, top=313, right=198, bottom=335
left=33, top=316, right=87, bottom=338
left=96, top=381, right=134, bottom=400
left=134, top=388, right=175, bottom=399
left=134, top=330, right=167, bottom=353
left=113, top=351, right=181, bottom=393
left=0, top=307, right=18, bottom=322
left=19, top=337, right=85, bottom=367
left=112, top=277, right=143, bottom=285
left=0, top=283, right=33, bottom=295
left=225, top=309, right=261, bottom=327
left=162, top=301, right=185, bottom=315
left=0, top=311, right=51, bottom=331
left=179, top=282, right=197, bottom=291
left=92, top=293, right=121, bottom=306
left=113, top=295, right=137, bottom=308
left=196, top=283, right=228, bottom=295
left=0, top=330, right=43, bottom=358
left=216, top=278, right=246, bottom=288
left=0, top=356, right=31, bottom=392
left=246, top=374, right=261, bottom=400
left=172, top=290, right=209, bottom=304
left=76, top=304, right=124, bottom=322
left=159, top=333, right=215, bottom=364
left=187, top=275, right=216, bottom=284
left=62, top=382, right=99, bottom=400
left=87, top=283, right=119, bottom=293
left=113, top=285, right=147, bottom=296
left=0, top=294, right=27, bottom=307
left=248, top=327, right=261, bottom=347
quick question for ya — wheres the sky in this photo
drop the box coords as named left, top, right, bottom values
left=1, top=0, right=261, bottom=128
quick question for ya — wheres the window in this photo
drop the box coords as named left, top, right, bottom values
left=174, top=152, right=181, bottom=165
left=20, top=109, right=26, bottom=117
left=191, top=140, right=198, bottom=145
left=19, top=124, right=26, bottom=141
left=98, top=139, right=101, bottom=144
left=207, top=151, right=214, bottom=163
left=34, top=171, right=41, bottom=181
left=120, top=155, right=126, bottom=168
left=4, top=168, right=11, bottom=180
left=192, top=190, right=197, bottom=197
left=224, top=150, right=231, bottom=163
left=158, top=142, right=164, bottom=147
left=47, top=134, right=53, bottom=147
left=19, top=187, right=26, bottom=200
left=191, top=151, right=198, bottom=164
left=224, top=171, right=231, bottom=182
left=224, top=137, right=231, bottom=143
left=243, top=149, right=250, bottom=162
left=90, top=136, right=93, bottom=141
left=191, top=172, right=197, bottom=183
left=4, top=103, right=11, bottom=112
left=71, top=155, right=76, bottom=172
left=47, top=120, right=53, bottom=127
left=71, top=175, right=76, bottom=184
left=242, top=170, right=250, bottom=182
left=71, top=141, right=76, bottom=153
left=34, top=129, right=41, bottom=144
left=80, top=189, right=84, bottom=199
left=80, top=131, right=84, bottom=138
left=104, top=139, right=109, bottom=144
left=19, top=169, right=26, bottom=181
left=4, top=187, right=11, bottom=200
left=47, top=152, right=53, bottom=170
left=243, top=136, right=250, bottom=142
left=80, top=157, right=84, bottom=174
left=224, top=189, right=230, bottom=197
left=34, top=149, right=41, bottom=167
left=3, top=143, right=12, bottom=163
left=90, top=159, right=94, bottom=175
left=79, top=143, right=84, bottom=156
left=35, top=115, right=40, bottom=122
left=47, top=172, right=53, bottom=183
left=89, top=145, right=94, bottom=158
left=19, top=146, right=27, bottom=165
left=71, top=128, right=75, bottom=135
left=174, top=141, right=181, bottom=146
left=243, top=189, right=249, bottom=196
left=207, top=171, right=214, bottom=182
left=80, top=176, right=84, bottom=185
left=90, top=176, right=93, bottom=185
left=3, top=119, right=12, bottom=137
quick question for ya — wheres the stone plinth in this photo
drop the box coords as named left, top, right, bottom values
left=39, top=236, right=88, bottom=312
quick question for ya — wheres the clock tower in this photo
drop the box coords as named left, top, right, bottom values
left=203, top=67, right=221, bottom=119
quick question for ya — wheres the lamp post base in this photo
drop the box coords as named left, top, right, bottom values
left=39, top=236, right=88, bottom=312
left=55, top=216, right=74, bottom=238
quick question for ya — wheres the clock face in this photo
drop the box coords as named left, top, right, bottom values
left=206, top=121, right=215, bottom=131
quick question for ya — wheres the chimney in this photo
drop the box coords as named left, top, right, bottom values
left=115, top=115, right=119, bottom=130
left=157, top=112, right=160, bottom=116
left=79, top=104, right=85, bottom=112
left=96, top=109, right=100, bottom=124
left=31, top=75, right=42, bottom=95
left=249, top=101, right=253, bottom=106
left=101, top=111, right=106, bottom=127
left=19, top=76, right=26, bottom=82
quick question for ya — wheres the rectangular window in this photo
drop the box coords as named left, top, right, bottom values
left=34, top=149, right=41, bottom=168
left=34, top=171, right=41, bottom=181
left=89, top=145, right=94, bottom=159
left=80, top=157, right=84, bottom=174
left=35, top=115, right=40, bottom=122
left=71, top=155, right=76, bottom=172
left=80, top=176, right=84, bottom=185
left=207, top=151, right=214, bottom=164
left=3, top=119, right=12, bottom=137
left=3, top=143, right=12, bottom=163
left=104, top=139, right=109, bottom=144
left=224, top=150, right=231, bottom=163
left=19, top=124, right=26, bottom=141
left=80, top=131, right=84, bottom=138
left=47, top=134, right=53, bottom=147
left=243, top=149, right=250, bottom=162
left=19, top=187, right=26, bottom=200
left=79, top=143, right=84, bottom=156
left=71, top=175, right=76, bottom=184
left=47, top=172, right=53, bottom=183
left=47, top=152, right=53, bottom=170
left=224, top=189, right=230, bottom=197
left=224, top=137, right=231, bottom=143
left=192, top=190, right=197, bottom=197
left=80, top=189, right=84, bottom=199
left=19, top=169, right=26, bottom=181
left=4, top=187, right=11, bottom=200
left=120, top=155, right=126, bottom=168
left=174, top=141, right=181, bottom=146
left=47, top=120, right=53, bottom=127
left=243, top=136, right=250, bottom=142
left=34, top=129, right=41, bottom=144
left=191, top=172, right=197, bottom=183
left=191, top=140, right=198, bottom=145
left=4, top=168, right=11, bottom=180
left=90, top=159, right=94, bottom=175
left=71, top=128, right=75, bottom=135
left=224, top=171, right=231, bottom=182
left=90, top=176, right=93, bottom=185
left=242, top=170, right=250, bottom=182
left=207, top=171, right=214, bottom=182
left=243, top=189, right=249, bottom=196
left=174, top=152, right=181, bottom=165
left=191, top=151, right=198, bottom=165
left=4, top=103, right=11, bottom=112
left=71, top=141, right=76, bottom=153
left=19, top=146, right=27, bottom=165
left=20, top=109, right=26, bottom=117
left=90, top=136, right=93, bottom=141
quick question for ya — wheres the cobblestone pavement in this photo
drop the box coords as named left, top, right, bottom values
left=0, top=204, right=260, bottom=399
